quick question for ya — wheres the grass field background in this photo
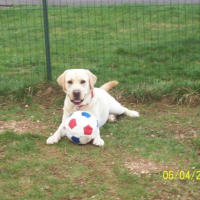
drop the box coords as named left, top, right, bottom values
left=0, top=4, right=200, bottom=100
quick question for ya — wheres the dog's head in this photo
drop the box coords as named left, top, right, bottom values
left=57, top=69, right=97, bottom=105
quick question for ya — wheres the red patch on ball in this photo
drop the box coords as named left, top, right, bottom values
left=68, top=119, right=76, bottom=129
left=84, top=125, right=93, bottom=135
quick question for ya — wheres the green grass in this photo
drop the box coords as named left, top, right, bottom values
left=0, top=4, right=200, bottom=99
left=0, top=103, right=200, bottom=199
left=1, top=4, right=200, bottom=198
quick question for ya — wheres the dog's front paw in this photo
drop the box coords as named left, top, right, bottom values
left=108, top=115, right=116, bottom=122
left=46, top=135, right=60, bottom=145
left=93, top=137, right=104, bottom=146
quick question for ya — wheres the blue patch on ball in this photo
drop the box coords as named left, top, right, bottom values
left=81, top=112, right=91, bottom=118
left=71, top=136, right=80, bottom=143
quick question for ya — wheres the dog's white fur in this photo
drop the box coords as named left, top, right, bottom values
left=46, top=69, right=139, bottom=146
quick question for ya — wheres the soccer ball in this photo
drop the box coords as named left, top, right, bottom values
left=64, top=111, right=99, bottom=144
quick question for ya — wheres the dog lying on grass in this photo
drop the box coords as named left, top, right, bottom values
left=46, top=69, right=139, bottom=146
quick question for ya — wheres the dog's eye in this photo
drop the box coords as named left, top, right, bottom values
left=68, top=81, right=73, bottom=84
left=81, top=80, right=86, bottom=84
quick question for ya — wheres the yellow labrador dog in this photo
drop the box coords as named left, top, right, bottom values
left=46, top=69, right=139, bottom=146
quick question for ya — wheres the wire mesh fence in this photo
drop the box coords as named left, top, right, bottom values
left=0, top=0, right=200, bottom=93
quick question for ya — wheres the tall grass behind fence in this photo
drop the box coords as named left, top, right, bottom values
left=47, top=3, right=200, bottom=90
left=0, top=4, right=46, bottom=92
left=0, top=1, right=200, bottom=96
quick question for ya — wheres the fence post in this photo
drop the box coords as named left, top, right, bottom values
left=42, top=0, right=52, bottom=81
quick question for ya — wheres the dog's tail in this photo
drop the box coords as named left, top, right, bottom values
left=100, top=81, right=118, bottom=92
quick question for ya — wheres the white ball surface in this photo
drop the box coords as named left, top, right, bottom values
left=64, top=111, right=99, bottom=144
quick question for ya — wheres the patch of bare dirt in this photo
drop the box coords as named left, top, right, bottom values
left=34, top=82, right=64, bottom=106
left=35, top=86, right=59, bottom=105
left=0, top=120, right=47, bottom=134
left=124, top=157, right=171, bottom=176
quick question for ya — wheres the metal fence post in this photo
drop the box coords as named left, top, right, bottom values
left=42, top=0, right=52, bottom=81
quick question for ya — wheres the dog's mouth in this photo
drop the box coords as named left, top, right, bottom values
left=71, top=98, right=84, bottom=105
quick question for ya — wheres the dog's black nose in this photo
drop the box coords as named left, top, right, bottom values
left=73, top=90, right=81, bottom=98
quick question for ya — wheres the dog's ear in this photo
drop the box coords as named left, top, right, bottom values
left=57, top=71, right=67, bottom=92
left=86, top=70, right=97, bottom=90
